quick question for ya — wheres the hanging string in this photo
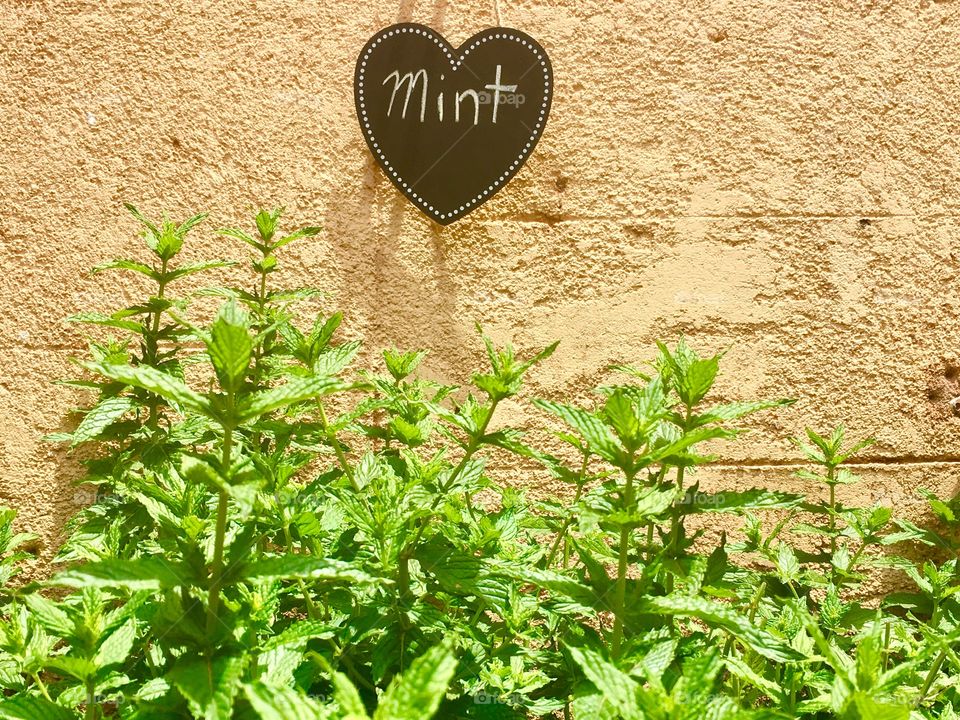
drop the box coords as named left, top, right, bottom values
left=493, top=0, right=502, bottom=26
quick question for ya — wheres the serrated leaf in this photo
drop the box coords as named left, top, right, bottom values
left=493, top=562, right=598, bottom=615
left=534, top=400, right=624, bottom=465
left=633, top=486, right=678, bottom=520
left=218, top=227, right=267, bottom=253
left=255, top=209, right=281, bottom=242
left=0, top=696, right=76, bottom=720
left=91, top=258, right=159, bottom=279
left=44, top=432, right=74, bottom=443
left=314, top=341, right=361, bottom=376
left=645, top=425, right=729, bottom=465
left=67, top=312, right=145, bottom=333
left=724, top=655, right=784, bottom=704
left=776, top=543, right=801, bottom=583
left=844, top=690, right=910, bottom=720
left=636, top=595, right=803, bottom=663
left=567, top=645, right=642, bottom=720
left=836, top=437, right=877, bottom=464
left=96, top=620, right=136, bottom=668
left=51, top=558, right=189, bottom=591
left=238, top=376, right=354, bottom=421
left=136, top=677, right=172, bottom=701
left=325, top=661, right=368, bottom=719
left=124, top=202, right=160, bottom=234
left=257, top=646, right=304, bottom=687
left=22, top=594, right=72, bottom=636
left=208, top=302, right=252, bottom=392
left=373, top=641, right=457, bottom=720
left=383, top=348, right=427, bottom=381
left=677, top=356, right=720, bottom=406
left=414, top=540, right=517, bottom=608
left=83, top=361, right=211, bottom=416
left=273, top=226, right=322, bottom=250
left=176, top=212, right=208, bottom=237
left=169, top=654, right=247, bottom=720
left=604, top=391, right=640, bottom=446
left=45, top=656, right=96, bottom=681
left=71, top=396, right=136, bottom=446
left=262, top=621, right=336, bottom=651
left=244, top=681, right=324, bottom=720
left=164, top=260, right=235, bottom=282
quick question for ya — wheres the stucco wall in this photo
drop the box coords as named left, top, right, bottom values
left=4, top=0, right=960, bottom=560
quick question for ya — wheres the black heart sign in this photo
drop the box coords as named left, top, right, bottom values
left=354, top=24, right=552, bottom=225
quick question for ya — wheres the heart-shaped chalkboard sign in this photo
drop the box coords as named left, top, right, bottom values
left=355, top=24, right=552, bottom=225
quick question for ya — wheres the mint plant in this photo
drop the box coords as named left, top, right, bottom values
left=0, top=205, right=959, bottom=719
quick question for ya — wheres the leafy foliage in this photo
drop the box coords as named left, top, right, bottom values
left=0, top=205, right=958, bottom=718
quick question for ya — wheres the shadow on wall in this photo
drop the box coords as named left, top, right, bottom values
left=320, top=0, right=478, bottom=378
left=322, top=152, right=477, bottom=383
left=31, top=416, right=90, bottom=575
left=319, top=0, right=519, bottom=380
left=396, top=0, right=450, bottom=27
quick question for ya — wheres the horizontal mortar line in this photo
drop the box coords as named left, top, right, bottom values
left=656, top=213, right=925, bottom=220
left=710, top=457, right=960, bottom=470
left=485, top=212, right=959, bottom=223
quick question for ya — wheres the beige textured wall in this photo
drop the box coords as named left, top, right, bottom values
left=4, top=0, right=960, bottom=560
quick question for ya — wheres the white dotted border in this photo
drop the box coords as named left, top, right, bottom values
left=357, top=26, right=551, bottom=223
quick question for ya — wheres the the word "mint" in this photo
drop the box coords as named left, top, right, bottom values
left=382, top=64, right=518, bottom=125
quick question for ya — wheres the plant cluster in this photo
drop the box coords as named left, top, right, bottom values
left=0, top=206, right=958, bottom=719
